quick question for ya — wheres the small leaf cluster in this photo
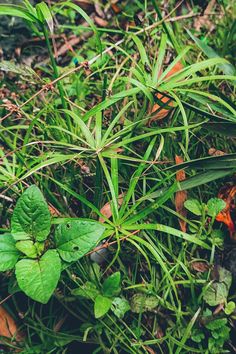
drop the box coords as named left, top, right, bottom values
left=0, top=185, right=105, bottom=304
left=72, top=271, right=130, bottom=319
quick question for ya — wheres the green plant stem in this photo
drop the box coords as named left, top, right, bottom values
left=42, top=24, right=72, bottom=131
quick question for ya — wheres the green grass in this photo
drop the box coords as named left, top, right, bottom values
left=0, top=0, right=236, bottom=353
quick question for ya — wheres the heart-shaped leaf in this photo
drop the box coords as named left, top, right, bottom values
left=55, top=220, right=105, bottom=262
left=94, top=295, right=112, bottom=318
left=11, top=185, right=51, bottom=242
left=0, top=233, right=20, bottom=271
left=15, top=249, right=61, bottom=304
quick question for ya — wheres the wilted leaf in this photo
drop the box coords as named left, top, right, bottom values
left=0, top=306, right=24, bottom=342
left=191, top=261, right=210, bottom=273
left=175, top=155, right=187, bottom=232
left=203, top=266, right=232, bottom=306
left=148, top=61, right=183, bottom=125
left=111, top=297, right=130, bottom=319
left=130, top=293, right=159, bottom=313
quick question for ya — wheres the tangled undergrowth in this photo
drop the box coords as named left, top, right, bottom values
left=0, top=0, right=236, bottom=353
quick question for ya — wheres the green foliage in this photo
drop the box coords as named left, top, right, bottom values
left=15, top=249, right=61, bottom=304
left=55, top=220, right=105, bottom=262
left=0, top=233, right=20, bottom=271
left=0, top=186, right=105, bottom=304
left=11, top=185, right=51, bottom=242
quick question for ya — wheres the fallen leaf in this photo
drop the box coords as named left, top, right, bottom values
left=94, top=16, right=108, bottom=27
left=175, top=155, right=187, bottom=232
left=208, top=148, right=226, bottom=156
left=0, top=305, right=23, bottom=342
left=191, top=261, right=210, bottom=272
left=216, top=185, right=236, bottom=239
left=148, top=62, right=183, bottom=125
left=99, top=194, right=123, bottom=223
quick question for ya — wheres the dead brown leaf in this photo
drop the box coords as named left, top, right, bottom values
left=94, top=16, right=108, bottom=27
left=175, top=155, right=187, bottom=232
left=148, top=62, right=183, bottom=125
left=208, top=148, right=226, bottom=156
left=99, top=194, right=123, bottom=223
left=191, top=261, right=210, bottom=272
left=0, top=306, right=23, bottom=342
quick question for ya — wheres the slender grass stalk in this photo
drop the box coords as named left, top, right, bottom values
left=42, top=24, right=72, bottom=131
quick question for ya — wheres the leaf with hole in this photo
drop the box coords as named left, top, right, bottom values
left=0, top=234, right=20, bottom=271
left=15, top=249, right=61, bottom=304
left=55, top=220, right=105, bottom=262
left=11, top=185, right=51, bottom=242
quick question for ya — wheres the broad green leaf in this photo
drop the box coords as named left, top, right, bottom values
left=0, top=233, right=20, bottom=271
left=11, top=185, right=51, bottom=242
left=71, top=281, right=99, bottom=300
left=184, top=199, right=202, bottom=216
left=94, top=295, right=112, bottom=318
left=102, top=272, right=121, bottom=297
left=203, top=267, right=232, bottom=306
left=55, top=220, right=105, bottom=262
left=111, top=297, right=130, bottom=319
left=130, top=293, right=159, bottom=313
left=15, top=249, right=61, bottom=304
left=36, top=2, right=54, bottom=33
left=207, top=198, right=226, bottom=217
left=15, top=240, right=38, bottom=258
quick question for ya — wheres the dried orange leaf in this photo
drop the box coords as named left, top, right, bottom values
left=0, top=305, right=23, bottom=342
left=175, top=156, right=187, bottom=232
left=148, top=62, right=183, bottom=125
left=191, top=261, right=210, bottom=272
left=216, top=185, right=236, bottom=239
